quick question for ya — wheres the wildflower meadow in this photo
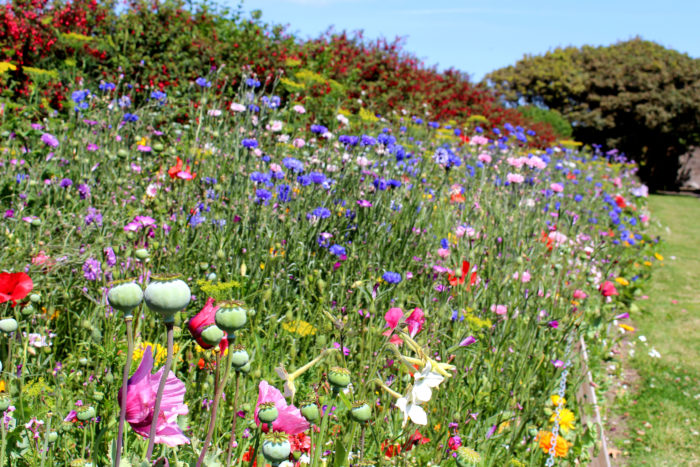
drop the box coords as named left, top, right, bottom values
left=0, top=2, right=663, bottom=466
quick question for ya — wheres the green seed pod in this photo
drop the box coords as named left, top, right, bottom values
left=262, top=432, right=291, bottom=464
left=91, top=327, right=102, bottom=344
left=152, top=142, right=164, bottom=152
left=206, top=272, right=217, bottom=281
left=117, top=149, right=129, bottom=158
left=215, top=301, right=248, bottom=333
left=104, top=372, right=115, bottom=385
left=93, top=391, right=104, bottom=402
left=134, top=248, right=149, bottom=260
left=0, top=396, right=11, bottom=411
left=258, top=402, right=279, bottom=423
left=21, top=303, right=34, bottom=316
left=350, top=400, right=372, bottom=422
left=77, top=406, right=96, bottom=421
left=0, top=318, right=18, bottom=334
left=29, top=293, right=41, bottom=303
left=299, top=401, right=320, bottom=423
left=229, top=345, right=249, bottom=368
left=200, top=325, right=225, bottom=346
left=456, top=446, right=482, bottom=466
left=328, top=367, right=351, bottom=389
left=107, top=279, right=144, bottom=317
left=47, top=431, right=58, bottom=443
left=144, top=274, right=191, bottom=322
left=216, top=249, right=226, bottom=260
left=237, top=361, right=251, bottom=374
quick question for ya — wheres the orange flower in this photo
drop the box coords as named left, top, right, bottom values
left=168, top=157, right=197, bottom=180
left=450, top=192, right=466, bottom=203
left=536, top=430, right=570, bottom=457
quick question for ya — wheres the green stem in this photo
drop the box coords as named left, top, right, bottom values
left=311, top=395, right=333, bottom=467
left=40, top=414, right=51, bottom=467
left=0, top=414, right=6, bottom=467
left=225, top=371, right=241, bottom=466
left=115, top=317, right=134, bottom=467
left=145, top=321, right=174, bottom=460
left=197, top=346, right=232, bottom=467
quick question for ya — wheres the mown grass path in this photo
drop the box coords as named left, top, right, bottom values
left=612, top=194, right=700, bottom=465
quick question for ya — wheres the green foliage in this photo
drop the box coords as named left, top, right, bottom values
left=486, top=38, right=700, bottom=189
left=516, top=105, right=572, bottom=138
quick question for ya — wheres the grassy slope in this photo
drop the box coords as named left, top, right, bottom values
left=614, top=194, right=700, bottom=465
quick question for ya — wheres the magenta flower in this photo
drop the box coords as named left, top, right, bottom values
left=459, top=336, right=476, bottom=347
left=382, top=307, right=425, bottom=344
left=254, top=381, right=309, bottom=435
left=118, top=346, right=189, bottom=447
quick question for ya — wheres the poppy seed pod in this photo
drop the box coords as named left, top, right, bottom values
left=300, top=401, right=320, bottom=423
left=257, top=401, right=279, bottom=423
left=107, top=279, right=143, bottom=316
left=77, top=406, right=96, bottom=421
left=144, top=274, right=191, bottom=322
left=328, top=367, right=351, bottom=389
left=262, top=432, right=291, bottom=464
left=0, top=318, right=18, bottom=334
left=215, top=300, right=248, bottom=333
left=199, top=324, right=225, bottom=346
left=230, top=345, right=250, bottom=368
left=350, top=400, right=372, bottom=422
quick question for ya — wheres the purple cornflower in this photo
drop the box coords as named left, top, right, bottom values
left=103, top=247, right=117, bottom=267
left=41, top=133, right=59, bottom=148
left=124, top=215, right=157, bottom=232
left=77, top=183, right=91, bottom=199
left=382, top=271, right=402, bottom=284
left=329, top=244, right=346, bottom=256
left=84, top=207, right=102, bottom=226
left=82, top=258, right=102, bottom=281
left=59, top=178, right=73, bottom=188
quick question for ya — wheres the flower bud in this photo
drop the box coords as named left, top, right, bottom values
left=300, top=401, right=320, bottom=423
left=258, top=402, right=279, bottom=423
left=215, top=300, right=248, bottom=333
left=456, top=446, right=482, bottom=466
left=199, top=325, right=225, bottom=346
left=350, top=400, right=372, bottom=422
left=134, top=248, right=149, bottom=260
left=328, top=367, right=351, bottom=389
left=144, top=274, right=191, bottom=322
left=230, top=345, right=249, bottom=368
left=107, top=279, right=144, bottom=316
left=0, top=318, right=18, bottom=333
left=262, top=432, right=291, bottom=464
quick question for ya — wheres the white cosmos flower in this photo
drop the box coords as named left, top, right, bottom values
left=412, top=361, right=444, bottom=403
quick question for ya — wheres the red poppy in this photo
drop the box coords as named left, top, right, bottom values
left=614, top=195, right=627, bottom=209
left=187, top=297, right=228, bottom=352
left=450, top=192, right=466, bottom=203
left=168, top=157, right=183, bottom=179
left=168, top=157, right=197, bottom=180
left=448, top=261, right=478, bottom=288
left=459, top=134, right=470, bottom=145
left=241, top=446, right=257, bottom=466
left=0, top=272, right=33, bottom=307
left=405, top=429, right=430, bottom=451
left=540, top=230, right=554, bottom=251
left=381, top=440, right=402, bottom=458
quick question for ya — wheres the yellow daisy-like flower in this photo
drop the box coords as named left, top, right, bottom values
left=619, top=323, right=635, bottom=332
left=536, top=430, right=571, bottom=457
left=615, top=277, right=629, bottom=286
left=281, top=320, right=317, bottom=337
left=550, top=408, right=576, bottom=433
left=132, top=341, right=180, bottom=366
left=550, top=395, right=566, bottom=406
left=654, top=253, right=664, bottom=261
left=643, top=261, right=652, bottom=267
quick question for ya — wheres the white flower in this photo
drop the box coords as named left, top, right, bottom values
left=411, top=361, right=444, bottom=403
left=639, top=335, right=647, bottom=343
left=395, top=389, right=427, bottom=426
left=648, top=348, right=661, bottom=358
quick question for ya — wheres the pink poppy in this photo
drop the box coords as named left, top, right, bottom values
left=254, top=381, right=309, bottom=435
left=573, top=289, right=587, bottom=300
left=383, top=307, right=424, bottom=344
left=118, top=346, right=189, bottom=447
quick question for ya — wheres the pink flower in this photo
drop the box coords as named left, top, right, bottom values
left=491, top=304, right=507, bottom=315
left=118, top=346, right=189, bottom=447
left=254, top=381, right=309, bottom=435
left=599, top=281, right=619, bottom=297
left=477, top=152, right=492, bottom=164
left=506, top=173, right=524, bottom=184
left=550, top=183, right=564, bottom=193
left=437, top=248, right=450, bottom=258
left=573, top=289, right=587, bottom=300
left=405, top=308, right=425, bottom=337
left=187, top=297, right=228, bottom=351
left=383, top=307, right=425, bottom=344
left=521, top=271, right=531, bottom=283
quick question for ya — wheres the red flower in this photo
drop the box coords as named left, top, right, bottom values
left=405, top=429, right=430, bottom=451
left=289, top=432, right=311, bottom=453
left=187, top=297, right=228, bottom=351
left=599, top=281, right=619, bottom=297
left=448, top=261, right=477, bottom=288
left=615, top=195, right=627, bottom=209
left=168, top=157, right=183, bottom=179
left=168, top=157, right=197, bottom=180
left=0, top=272, right=33, bottom=307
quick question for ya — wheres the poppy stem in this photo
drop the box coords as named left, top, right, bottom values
left=359, top=424, right=366, bottom=461
left=225, top=371, right=241, bottom=466
left=197, top=346, right=233, bottom=467
left=145, top=321, right=174, bottom=460
left=115, top=317, right=133, bottom=467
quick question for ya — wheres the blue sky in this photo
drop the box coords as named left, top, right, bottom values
left=231, top=0, right=700, bottom=82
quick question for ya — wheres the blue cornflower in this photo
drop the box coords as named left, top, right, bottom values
left=72, top=89, right=90, bottom=103
left=60, top=178, right=73, bottom=188
left=261, top=95, right=281, bottom=108
left=150, top=90, right=167, bottom=103
left=277, top=184, right=291, bottom=203
left=440, top=238, right=449, bottom=249
left=195, top=77, right=211, bottom=87
left=241, top=138, right=258, bottom=148
left=255, top=189, right=272, bottom=202
left=329, top=244, right=346, bottom=256
left=297, top=175, right=312, bottom=186
left=382, top=271, right=402, bottom=284
left=310, top=124, right=328, bottom=134
left=433, top=147, right=449, bottom=165
left=122, top=113, right=138, bottom=123
left=246, top=78, right=261, bottom=88
left=308, top=207, right=331, bottom=219
left=250, top=172, right=271, bottom=184
left=309, top=172, right=326, bottom=184
left=283, top=157, right=304, bottom=173
left=99, top=82, right=115, bottom=92
left=360, top=135, right=376, bottom=146
left=118, top=95, right=131, bottom=108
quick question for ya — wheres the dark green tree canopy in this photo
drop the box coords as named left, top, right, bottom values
left=486, top=38, right=700, bottom=189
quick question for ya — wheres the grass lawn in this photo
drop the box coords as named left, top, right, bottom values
left=610, top=194, right=700, bottom=465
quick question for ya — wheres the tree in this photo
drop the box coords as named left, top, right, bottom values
left=486, top=38, right=700, bottom=190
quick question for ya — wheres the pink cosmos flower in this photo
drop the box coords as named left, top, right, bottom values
left=254, top=381, right=309, bottom=434
left=118, top=346, right=189, bottom=447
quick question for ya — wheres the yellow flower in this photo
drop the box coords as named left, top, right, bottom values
left=550, top=395, right=566, bottom=406
left=0, top=62, right=17, bottom=74
left=615, top=277, right=629, bottom=286
left=281, top=320, right=317, bottom=337
left=619, top=323, right=635, bottom=332
left=654, top=253, right=664, bottom=261
left=550, top=408, right=576, bottom=433
left=643, top=261, right=652, bottom=267
left=133, top=341, right=180, bottom=366
left=536, top=430, right=570, bottom=457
